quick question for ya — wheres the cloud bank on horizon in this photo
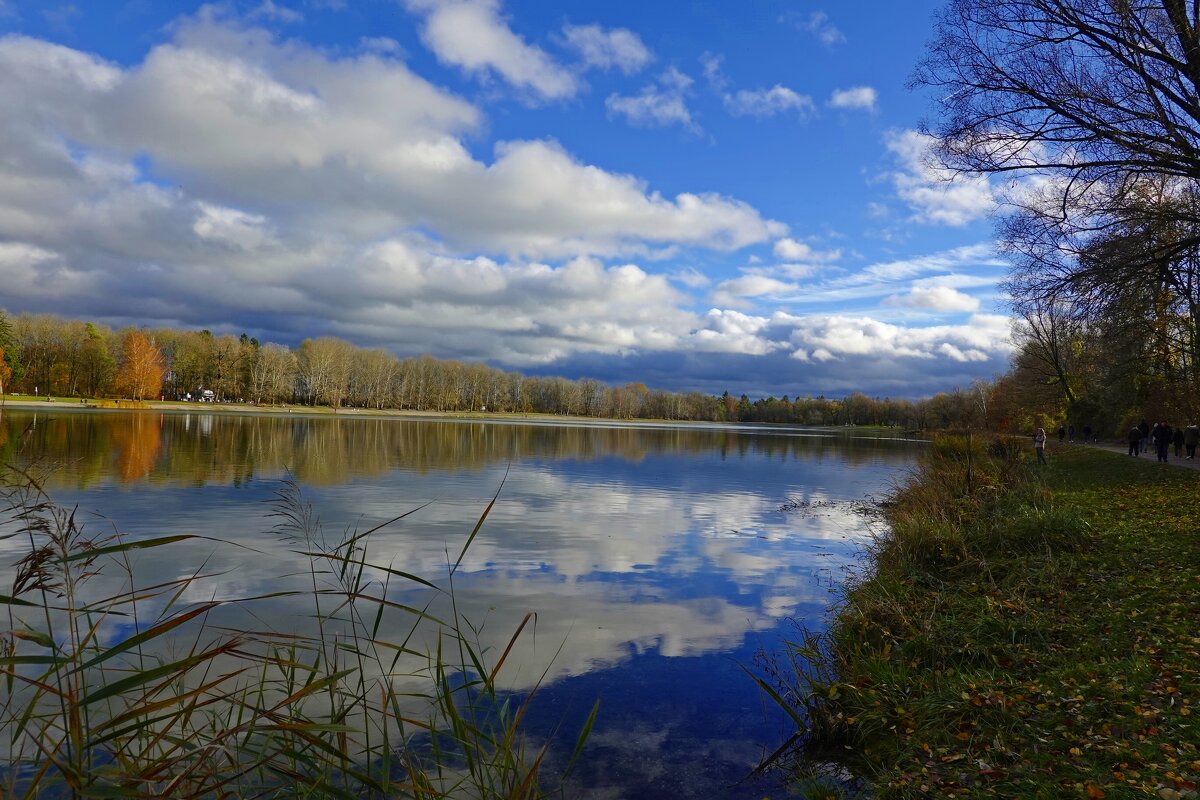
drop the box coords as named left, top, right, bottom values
left=0, top=0, right=1010, bottom=398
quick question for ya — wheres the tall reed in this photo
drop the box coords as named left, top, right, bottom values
left=0, top=465, right=595, bottom=798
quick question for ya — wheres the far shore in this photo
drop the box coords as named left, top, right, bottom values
left=0, top=394, right=924, bottom=438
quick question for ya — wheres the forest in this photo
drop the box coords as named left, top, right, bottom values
left=0, top=308, right=995, bottom=429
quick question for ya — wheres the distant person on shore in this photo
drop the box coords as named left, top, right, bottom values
left=1173, top=426, right=1185, bottom=457
left=1153, top=421, right=1173, bottom=463
left=1128, top=425, right=1142, bottom=456
left=1034, top=427, right=1047, bottom=464
left=1185, top=423, right=1199, bottom=460
left=1068, top=424, right=1075, bottom=443
left=1139, top=420, right=1151, bottom=452
left=1058, top=426, right=1066, bottom=443
left=1083, top=424, right=1092, bottom=443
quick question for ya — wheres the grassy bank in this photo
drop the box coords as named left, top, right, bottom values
left=763, top=440, right=1199, bottom=798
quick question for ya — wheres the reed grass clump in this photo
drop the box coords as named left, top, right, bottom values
left=0, top=466, right=595, bottom=798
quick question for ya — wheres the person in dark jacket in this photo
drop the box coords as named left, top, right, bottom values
left=1173, top=426, right=1185, bottom=457
left=1185, top=423, right=1200, bottom=460
left=1128, top=425, right=1142, bottom=456
left=1139, top=420, right=1151, bottom=452
left=1153, top=422, right=1173, bottom=463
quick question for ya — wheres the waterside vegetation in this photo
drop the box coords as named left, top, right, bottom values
left=760, top=440, right=1199, bottom=798
left=0, top=464, right=594, bottom=798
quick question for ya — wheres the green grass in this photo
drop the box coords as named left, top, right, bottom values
left=756, top=439, right=1200, bottom=799
left=0, top=466, right=595, bottom=798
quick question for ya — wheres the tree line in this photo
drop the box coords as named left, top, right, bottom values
left=0, top=309, right=991, bottom=428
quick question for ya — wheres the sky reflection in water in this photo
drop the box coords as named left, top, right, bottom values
left=0, top=410, right=919, bottom=798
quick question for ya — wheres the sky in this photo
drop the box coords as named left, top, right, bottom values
left=0, top=0, right=1012, bottom=399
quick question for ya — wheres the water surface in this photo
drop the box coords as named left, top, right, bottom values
left=0, top=409, right=919, bottom=798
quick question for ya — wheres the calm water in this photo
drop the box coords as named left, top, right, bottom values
left=0, top=409, right=919, bottom=798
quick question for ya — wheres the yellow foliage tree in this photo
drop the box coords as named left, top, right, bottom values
left=116, top=330, right=165, bottom=401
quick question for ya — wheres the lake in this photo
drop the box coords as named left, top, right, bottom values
left=0, top=408, right=920, bottom=798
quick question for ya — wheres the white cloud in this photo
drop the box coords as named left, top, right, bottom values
left=723, top=84, right=813, bottom=118
left=249, top=1, right=303, bottom=23
left=699, top=56, right=811, bottom=119
left=711, top=274, right=798, bottom=308
left=829, top=85, right=876, bottom=112
left=781, top=312, right=1012, bottom=363
left=0, top=17, right=791, bottom=362
left=404, top=0, right=577, bottom=100
left=886, top=129, right=995, bottom=226
left=688, top=309, right=779, bottom=354
left=562, top=23, right=651, bottom=74
left=671, top=267, right=710, bottom=289
left=883, top=285, right=980, bottom=313
left=796, top=11, right=845, bottom=47
left=606, top=67, right=698, bottom=131
left=772, top=238, right=840, bottom=262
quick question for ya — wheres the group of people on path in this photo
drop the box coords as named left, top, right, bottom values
left=1126, top=420, right=1200, bottom=462
left=1032, top=420, right=1200, bottom=465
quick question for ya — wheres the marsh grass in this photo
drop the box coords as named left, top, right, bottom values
left=0, top=464, right=595, bottom=798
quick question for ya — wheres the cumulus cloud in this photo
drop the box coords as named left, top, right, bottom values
left=606, top=67, right=698, bottom=131
left=883, top=285, right=980, bottom=313
left=404, top=0, right=577, bottom=100
left=0, top=16, right=793, bottom=360
left=829, top=85, right=876, bottom=112
left=562, top=23, right=651, bottom=74
left=699, top=55, right=811, bottom=119
left=723, top=85, right=813, bottom=118
left=772, top=238, right=840, bottom=263
left=782, top=312, right=1010, bottom=364
left=886, top=129, right=995, bottom=226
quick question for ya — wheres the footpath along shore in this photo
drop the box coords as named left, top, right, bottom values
left=1067, top=438, right=1200, bottom=472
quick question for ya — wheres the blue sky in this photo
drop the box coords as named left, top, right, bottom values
left=0, top=0, right=1011, bottom=398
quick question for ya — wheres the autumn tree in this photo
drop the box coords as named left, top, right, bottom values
left=248, top=343, right=297, bottom=404
left=0, top=309, right=13, bottom=398
left=116, top=330, right=166, bottom=401
left=297, top=337, right=355, bottom=409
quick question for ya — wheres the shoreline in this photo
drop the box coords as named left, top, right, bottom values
left=770, top=440, right=1200, bottom=797
left=0, top=395, right=925, bottom=439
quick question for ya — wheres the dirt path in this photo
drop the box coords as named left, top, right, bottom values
left=1058, top=439, right=1200, bottom=471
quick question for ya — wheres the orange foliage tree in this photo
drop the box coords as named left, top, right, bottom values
left=0, top=347, right=11, bottom=399
left=116, top=330, right=166, bottom=401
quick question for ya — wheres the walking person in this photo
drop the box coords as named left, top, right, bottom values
left=1128, top=425, right=1142, bottom=456
left=1185, top=423, right=1199, bottom=460
left=1083, top=424, right=1092, bottom=444
left=1173, top=426, right=1185, bottom=458
left=1068, top=424, right=1075, bottom=443
left=1139, top=420, right=1151, bottom=453
left=1153, top=421, right=1173, bottom=463
left=1034, top=427, right=1048, bottom=465
left=1058, top=426, right=1066, bottom=443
